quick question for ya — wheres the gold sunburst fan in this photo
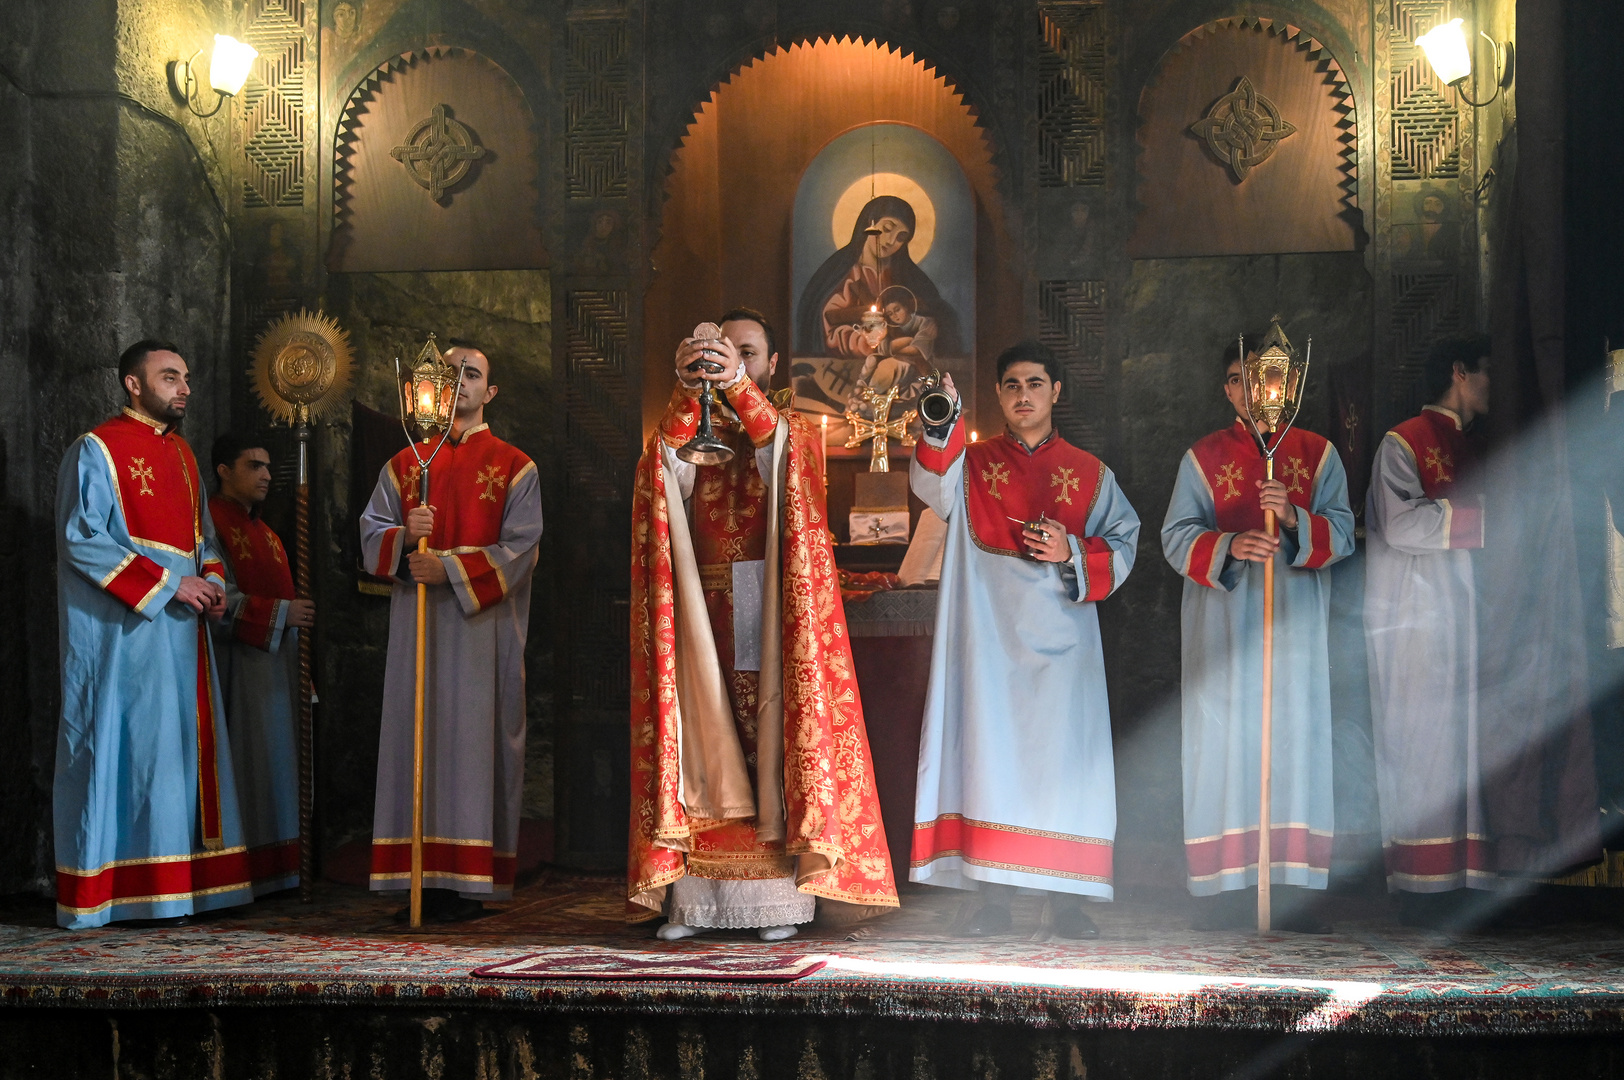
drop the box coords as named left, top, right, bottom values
left=251, top=309, right=355, bottom=426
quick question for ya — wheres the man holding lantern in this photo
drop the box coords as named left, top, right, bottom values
left=1160, top=332, right=1354, bottom=933
left=359, top=342, right=543, bottom=922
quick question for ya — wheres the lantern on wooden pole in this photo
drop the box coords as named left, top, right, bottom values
left=1237, top=316, right=1310, bottom=934
left=393, top=334, right=464, bottom=928
left=250, top=309, right=355, bottom=903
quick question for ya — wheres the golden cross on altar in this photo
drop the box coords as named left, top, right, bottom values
left=1424, top=446, right=1454, bottom=484
left=1281, top=456, right=1310, bottom=495
left=844, top=384, right=917, bottom=473
left=476, top=465, right=508, bottom=503
left=1051, top=466, right=1080, bottom=506
left=1215, top=461, right=1244, bottom=501
left=129, top=457, right=155, bottom=496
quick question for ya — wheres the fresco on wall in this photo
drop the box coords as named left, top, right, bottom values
left=791, top=123, right=975, bottom=453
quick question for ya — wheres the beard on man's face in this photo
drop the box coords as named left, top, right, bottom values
left=138, top=384, right=187, bottom=424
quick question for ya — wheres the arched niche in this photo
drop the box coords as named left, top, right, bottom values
left=644, top=36, right=1012, bottom=433
left=1129, top=17, right=1360, bottom=258
left=329, top=47, right=547, bottom=272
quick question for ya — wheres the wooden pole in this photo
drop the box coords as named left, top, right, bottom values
left=295, top=422, right=315, bottom=903
left=1258, top=454, right=1276, bottom=933
left=410, top=466, right=429, bottom=929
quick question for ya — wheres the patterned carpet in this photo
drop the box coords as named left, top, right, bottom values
left=3, top=875, right=1624, bottom=1035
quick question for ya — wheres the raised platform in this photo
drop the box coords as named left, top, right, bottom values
left=1, top=877, right=1622, bottom=1077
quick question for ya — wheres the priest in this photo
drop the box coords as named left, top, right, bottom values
left=1160, top=335, right=1355, bottom=932
left=628, top=308, right=899, bottom=940
left=209, top=434, right=314, bottom=896
left=54, top=339, right=253, bottom=928
left=1365, top=335, right=1492, bottom=923
left=909, top=341, right=1139, bottom=939
left=359, top=342, right=543, bottom=921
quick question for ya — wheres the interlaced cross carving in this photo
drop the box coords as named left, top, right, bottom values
left=477, top=465, right=508, bottom=503
left=1281, top=456, right=1310, bottom=496
left=128, top=458, right=155, bottom=496
left=230, top=527, right=253, bottom=562
left=1051, top=466, right=1080, bottom=506
left=1189, top=77, right=1298, bottom=183
left=844, top=383, right=917, bottom=473
left=1215, top=461, right=1244, bottom=501
left=391, top=104, right=486, bottom=202
left=1424, top=446, right=1454, bottom=484
left=981, top=461, right=1011, bottom=500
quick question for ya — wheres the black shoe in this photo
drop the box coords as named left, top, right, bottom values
left=1051, top=905, right=1100, bottom=939
left=116, top=915, right=191, bottom=929
left=1273, top=909, right=1333, bottom=934
left=430, top=896, right=487, bottom=923
left=957, top=904, right=1013, bottom=937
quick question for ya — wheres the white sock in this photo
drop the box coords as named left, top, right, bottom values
left=757, top=924, right=798, bottom=941
left=656, top=923, right=714, bottom=940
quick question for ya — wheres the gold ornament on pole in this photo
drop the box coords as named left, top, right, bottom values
left=1237, top=315, right=1310, bottom=934
left=393, top=334, right=464, bottom=930
left=844, top=383, right=917, bottom=473
left=249, top=309, right=355, bottom=904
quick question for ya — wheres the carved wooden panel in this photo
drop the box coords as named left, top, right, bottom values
left=1130, top=18, right=1359, bottom=258
left=1389, top=271, right=1462, bottom=409
left=564, top=290, right=633, bottom=503
left=330, top=48, right=547, bottom=272
left=1388, top=0, right=1461, bottom=180
left=1040, top=279, right=1106, bottom=453
left=1036, top=1, right=1108, bottom=187
left=241, top=0, right=306, bottom=208
left=565, top=16, right=630, bottom=199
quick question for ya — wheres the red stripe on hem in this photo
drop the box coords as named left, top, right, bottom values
left=196, top=623, right=223, bottom=848
left=911, top=816, right=1113, bottom=881
left=57, top=849, right=253, bottom=911
left=370, top=841, right=518, bottom=887
left=247, top=840, right=301, bottom=885
left=915, top=419, right=966, bottom=476
left=1185, top=827, right=1332, bottom=879
left=1385, top=838, right=1494, bottom=878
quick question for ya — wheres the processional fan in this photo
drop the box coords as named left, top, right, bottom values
left=393, top=335, right=465, bottom=929
left=1237, top=316, right=1310, bottom=934
left=249, top=309, right=356, bottom=903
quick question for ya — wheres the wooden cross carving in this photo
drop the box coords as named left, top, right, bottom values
left=844, top=384, right=917, bottom=473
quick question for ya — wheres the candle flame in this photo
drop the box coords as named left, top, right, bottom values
left=970, top=430, right=979, bottom=442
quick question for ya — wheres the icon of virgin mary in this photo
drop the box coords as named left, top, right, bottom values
left=795, top=194, right=963, bottom=360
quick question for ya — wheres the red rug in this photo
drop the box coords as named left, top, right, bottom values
left=473, top=950, right=829, bottom=981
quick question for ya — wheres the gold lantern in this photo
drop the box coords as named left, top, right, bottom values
left=398, top=334, right=462, bottom=435
left=1239, top=317, right=1310, bottom=449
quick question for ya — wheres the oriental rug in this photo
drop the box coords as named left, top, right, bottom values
left=472, top=951, right=828, bottom=981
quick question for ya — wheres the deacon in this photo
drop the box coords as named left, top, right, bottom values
left=209, top=434, right=315, bottom=896
left=910, top=342, right=1139, bottom=939
left=1365, top=335, right=1491, bottom=923
left=628, top=308, right=899, bottom=940
left=359, top=342, right=543, bottom=922
left=54, top=340, right=254, bottom=928
left=1160, top=335, right=1354, bottom=932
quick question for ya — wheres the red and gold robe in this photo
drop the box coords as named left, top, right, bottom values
left=627, top=378, right=899, bottom=920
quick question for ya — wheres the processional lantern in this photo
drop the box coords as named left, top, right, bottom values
left=676, top=322, right=735, bottom=466
left=249, top=309, right=355, bottom=905
left=392, top=333, right=465, bottom=930
left=1236, top=315, right=1310, bottom=936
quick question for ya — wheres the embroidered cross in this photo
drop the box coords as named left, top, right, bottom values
left=1281, top=456, right=1310, bottom=496
left=1424, top=446, right=1454, bottom=484
left=1215, top=461, right=1244, bottom=501
left=981, top=461, right=1011, bottom=500
left=709, top=489, right=757, bottom=533
left=477, top=465, right=507, bottom=502
left=270, top=537, right=284, bottom=564
left=1051, top=467, right=1080, bottom=506
left=129, top=458, right=155, bottom=496
left=229, top=527, right=253, bottom=562
left=401, top=465, right=422, bottom=503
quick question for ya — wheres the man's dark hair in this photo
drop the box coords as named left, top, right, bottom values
left=719, top=307, right=777, bottom=361
left=446, top=338, right=491, bottom=378
left=1424, top=333, right=1490, bottom=401
left=995, top=341, right=1061, bottom=384
left=118, top=339, right=181, bottom=383
left=1220, top=333, right=1264, bottom=376
left=210, top=432, right=260, bottom=481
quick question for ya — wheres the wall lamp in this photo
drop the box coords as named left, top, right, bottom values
left=169, top=35, right=259, bottom=117
left=1415, top=18, right=1515, bottom=107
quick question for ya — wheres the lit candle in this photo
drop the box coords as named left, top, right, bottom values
left=821, top=414, right=829, bottom=484
left=970, top=430, right=979, bottom=443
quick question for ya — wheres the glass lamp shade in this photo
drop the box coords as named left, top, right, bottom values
left=1242, top=345, right=1306, bottom=435
left=401, top=365, right=459, bottom=432
left=208, top=35, right=259, bottom=97
left=1416, top=18, right=1472, bottom=86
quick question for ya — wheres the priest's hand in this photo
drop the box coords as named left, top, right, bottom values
left=174, top=575, right=222, bottom=615
left=407, top=551, right=449, bottom=585
left=1256, top=479, right=1299, bottom=529
left=939, top=372, right=960, bottom=407
left=404, top=505, right=435, bottom=543
left=1023, top=516, right=1071, bottom=562
left=675, top=335, right=741, bottom=388
left=1230, top=529, right=1281, bottom=563
left=288, top=598, right=315, bottom=629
